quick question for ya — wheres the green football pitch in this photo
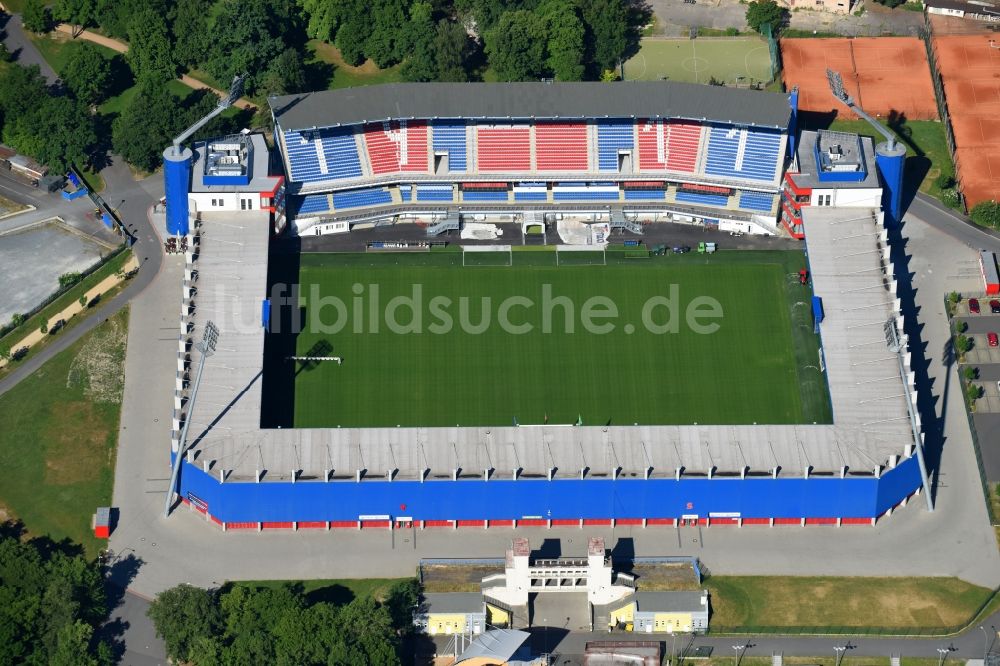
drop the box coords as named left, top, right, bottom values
left=289, top=250, right=830, bottom=428
left=623, top=37, right=773, bottom=85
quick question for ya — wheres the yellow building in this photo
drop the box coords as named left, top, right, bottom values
left=608, top=590, right=710, bottom=634
left=413, top=593, right=486, bottom=636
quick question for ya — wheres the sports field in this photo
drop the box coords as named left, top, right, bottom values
left=623, top=37, right=773, bottom=85
left=290, top=250, right=830, bottom=428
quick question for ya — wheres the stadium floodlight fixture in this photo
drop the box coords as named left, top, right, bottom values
left=170, top=73, right=247, bottom=156
left=826, top=68, right=896, bottom=151
left=164, top=321, right=220, bottom=518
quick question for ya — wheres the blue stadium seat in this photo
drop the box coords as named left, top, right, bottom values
left=704, top=125, right=783, bottom=182
left=399, top=185, right=411, bottom=202
left=624, top=189, right=665, bottom=201
left=283, top=127, right=363, bottom=183
left=463, top=190, right=509, bottom=202
left=432, top=122, right=467, bottom=172
left=514, top=191, right=548, bottom=202
left=332, top=187, right=392, bottom=210
left=738, top=190, right=775, bottom=212
left=294, top=194, right=332, bottom=215
left=416, top=185, right=454, bottom=202
left=596, top=120, right=634, bottom=171
left=675, top=191, right=730, bottom=207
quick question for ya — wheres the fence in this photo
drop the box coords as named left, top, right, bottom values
left=763, top=24, right=781, bottom=83
left=921, top=18, right=965, bottom=211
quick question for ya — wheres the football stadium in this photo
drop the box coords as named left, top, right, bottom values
left=161, top=81, right=929, bottom=531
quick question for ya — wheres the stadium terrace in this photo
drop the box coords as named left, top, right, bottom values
left=160, top=82, right=928, bottom=531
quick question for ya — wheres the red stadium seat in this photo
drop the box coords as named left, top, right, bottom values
left=363, top=120, right=429, bottom=175
left=535, top=121, right=588, bottom=171
left=637, top=119, right=702, bottom=173
left=477, top=125, right=531, bottom=171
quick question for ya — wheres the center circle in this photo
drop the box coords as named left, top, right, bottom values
left=681, top=56, right=710, bottom=73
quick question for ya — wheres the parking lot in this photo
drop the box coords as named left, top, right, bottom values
left=956, top=295, right=1000, bottom=480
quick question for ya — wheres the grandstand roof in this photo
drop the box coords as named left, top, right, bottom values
left=269, top=82, right=793, bottom=132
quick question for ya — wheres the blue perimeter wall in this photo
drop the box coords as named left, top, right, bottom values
left=177, top=456, right=921, bottom=523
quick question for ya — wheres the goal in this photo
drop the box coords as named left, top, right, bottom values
left=462, top=244, right=513, bottom=267
left=555, top=244, right=607, bottom=266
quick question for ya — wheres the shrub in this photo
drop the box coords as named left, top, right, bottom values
left=956, top=320, right=968, bottom=334
left=949, top=291, right=961, bottom=304
left=79, top=295, right=88, bottom=307
left=935, top=173, right=956, bottom=190
left=956, top=334, right=972, bottom=354
left=967, top=382, right=982, bottom=403
left=58, top=272, right=82, bottom=289
left=39, top=321, right=47, bottom=334
left=972, top=201, right=1000, bottom=229
left=964, top=366, right=978, bottom=382
left=10, top=313, right=26, bottom=327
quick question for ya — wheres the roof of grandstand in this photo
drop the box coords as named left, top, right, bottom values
left=268, top=82, right=793, bottom=132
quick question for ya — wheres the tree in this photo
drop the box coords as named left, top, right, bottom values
left=579, top=0, right=629, bottom=73
left=55, top=0, right=94, bottom=36
left=125, top=8, right=178, bottom=85
left=745, top=0, right=786, bottom=35
left=971, top=200, right=1000, bottom=229
left=967, top=382, right=982, bottom=403
left=112, top=84, right=184, bottom=172
left=147, top=584, right=222, bottom=663
left=22, top=0, right=52, bottom=33
left=541, top=0, right=585, bottom=81
left=964, top=366, right=978, bottom=381
left=956, top=333, right=972, bottom=354
left=172, top=0, right=210, bottom=68
left=434, top=20, right=471, bottom=82
left=401, top=2, right=437, bottom=82
left=62, top=43, right=113, bottom=106
left=484, top=10, right=547, bottom=81
left=203, top=0, right=298, bottom=95
left=2, top=95, right=97, bottom=172
left=0, top=43, right=10, bottom=64
left=260, top=48, right=308, bottom=97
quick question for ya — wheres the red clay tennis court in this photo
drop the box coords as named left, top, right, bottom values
left=782, top=37, right=937, bottom=120
left=934, top=34, right=1000, bottom=206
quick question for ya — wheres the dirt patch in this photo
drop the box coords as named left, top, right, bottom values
left=66, top=314, right=126, bottom=403
left=421, top=564, right=503, bottom=593
left=42, top=401, right=107, bottom=486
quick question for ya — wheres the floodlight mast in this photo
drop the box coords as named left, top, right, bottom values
left=170, top=74, right=247, bottom=157
left=826, top=69, right=896, bottom=150
left=164, top=321, right=220, bottom=518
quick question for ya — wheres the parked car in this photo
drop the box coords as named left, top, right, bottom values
left=990, top=299, right=1000, bottom=314
left=970, top=298, right=981, bottom=314
left=989, top=332, right=998, bottom=347
left=672, top=245, right=691, bottom=254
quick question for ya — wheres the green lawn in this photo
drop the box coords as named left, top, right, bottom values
left=305, top=39, right=404, bottom=90
left=290, top=250, right=830, bottom=428
left=99, top=79, right=192, bottom=117
left=27, top=31, right=119, bottom=75
left=704, top=576, right=994, bottom=633
left=235, top=578, right=412, bottom=606
left=0, top=308, right=127, bottom=557
left=824, top=119, right=957, bottom=208
left=624, top=37, right=773, bottom=85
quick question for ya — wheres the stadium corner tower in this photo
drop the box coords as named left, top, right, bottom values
left=162, top=81, right=929, bottom=531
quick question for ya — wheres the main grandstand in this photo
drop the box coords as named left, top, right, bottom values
left=163, top=82, right=930, bottom=530
left=269, top=82, right=792, bottom=236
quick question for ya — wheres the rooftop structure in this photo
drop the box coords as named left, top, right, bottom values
left=269, top=82, right=793, bottom=132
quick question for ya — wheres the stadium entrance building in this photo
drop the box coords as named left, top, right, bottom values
left=166, top=83, right=930, bottom=531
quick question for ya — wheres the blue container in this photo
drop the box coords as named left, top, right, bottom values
left=875, top=142, right=906, bottom=228
left=163, top=146, right=192, bottom=236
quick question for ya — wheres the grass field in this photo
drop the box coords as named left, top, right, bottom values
left=704, top=576, right=994, bottom=633
left=0, top=308, right=127, bottom=557
left=623, top=37, right=773, bottom=85
left=290, top=250, right=830, bottom=428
